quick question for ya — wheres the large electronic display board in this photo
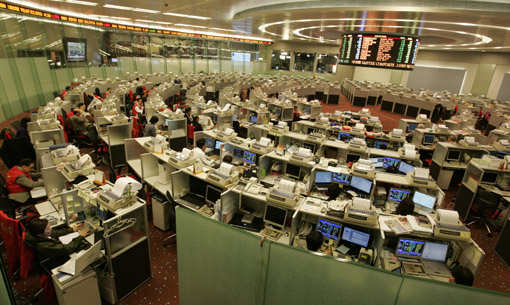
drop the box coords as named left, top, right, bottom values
left=338, top=32, right=420, bottom=70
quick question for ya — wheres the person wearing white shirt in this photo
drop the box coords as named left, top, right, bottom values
left=191, top=138, right=217, bottom=167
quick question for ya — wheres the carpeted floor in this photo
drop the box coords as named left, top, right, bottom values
left=1, top=95, right=509, bottom=305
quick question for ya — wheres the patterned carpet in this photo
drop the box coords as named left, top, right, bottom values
left=1, top=95, right=509, bottom=305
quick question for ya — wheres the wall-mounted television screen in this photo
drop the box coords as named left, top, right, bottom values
left=338, top=32, right=419, bottom=70
left=63, top=37, right=87, bottom=63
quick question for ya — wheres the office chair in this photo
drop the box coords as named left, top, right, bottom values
left=162, top=191, right=178, bottom=246
left=467, top=189, right=503, bottom=237
left=187, top=124, right=195, bottom=146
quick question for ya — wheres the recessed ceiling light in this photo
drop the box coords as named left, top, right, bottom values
left=109, top=16, right=131, bottom=21
left=135, top=19, right=172, bottom=25
left=104, top=4, right=132, bottom=11
left=162, top=12, right=210, bottom=20
left=175, top=23, right=207, bottom=28
left=67, top=0, right=98, bottom=6
left=133, top=8, right=160, bottom=14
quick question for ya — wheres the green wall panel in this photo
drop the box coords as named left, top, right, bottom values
left=33, top=57, right=57, bottom=103
left=15, top=58, right=40, bottom=109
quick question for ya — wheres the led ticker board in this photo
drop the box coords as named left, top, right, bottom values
left=338, top=32, right=419, bottom=70
left=0, top=1, right=271, bottom=45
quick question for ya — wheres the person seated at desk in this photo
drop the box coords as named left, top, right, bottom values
left=143, top=116, right=167, bottom=137
left=74, top=103, right=94, bottom=123
left=69, top=107, right=99, bottom=147
left=25, top=218, right=93, bottom=263
left=87, top=93, right=102, bottom=112
left=6, top=159, right=44, bottom=206
left=192, top=115, right=203, bottom=132
left=192, top=138, right=218, bottom=167
left=103, top=87, right=112, bottom=99
left=16, top=117, right=30, bottom=138
left=293, top=106, right=300, bottom=122
left=326, top=184, right=342, bottom=201
left=306, top=231, right=332, bottom=255
left=394, top=197, right=415, bottom=216
left=61, top=86, right=70, bottom=101
left=449, top=264, right=474, bottom=286
left=184, top=107, right=193, bottom=125
left=222, top=155, right=233, bottom=164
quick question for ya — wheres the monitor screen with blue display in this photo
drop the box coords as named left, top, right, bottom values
left=342, top=226, right=370, bottom=248
left=244, top=151, right=256, bottom=164
left=315, top=171, right=333, bottom=184
left=250, top=115, right=258, bottom=124
left=205, top=138, right=215, bottom=149
left=396, top=238, right=425, bottom=257
left=349, top=176, right=372, bottom=194
left=305, top=106, right=311, bottom=114
left=388, top=188, right=411, bottom=202
left=338, top=132, right=351, bottom=142
left=374, top=142, right=388, bottom=149
left=317, top=219, right=342, bottom=241
left=215, top=140, right=224, bottom=150
left=398, top=162, right=414, bottom=174
left=369, top=157, right=385, bottom=168
left=333, top=173, right=350, bottom=184
left=383, top=157, right=401, bottom=168
left=423, top=135, right=435, bottom=145
left=407, top=123, right=417, bottom=132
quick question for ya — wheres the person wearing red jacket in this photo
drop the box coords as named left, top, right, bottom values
left=6, top=159, right=44, bottom=206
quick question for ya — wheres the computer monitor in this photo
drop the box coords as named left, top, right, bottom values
left=395, top=238, right=425, bottom=258
left=317, top=219, right=342, bottom=241
left=205, top=138, right=215, bottom=149
left=275, top=108, right=282, bottom=116
left=341, top=226, right=370, bottom=248
left=481, top=171, right=498, bottom=184
left=333, top=172, right=350, bottom=184
left=421, top=242, right=449, bottom=262
left=215, top=140, right=224, bottom=150
left=447, top=150, right=461, bottom=161
left=71, top=241, right=102, bottom=275
left=423, top=135, right=435, bottom=145
left=383, top=157, right=401, bottom=168
left=243, top=151, right=257, bottom=164
left=250, top=115, right=258, bottom=124
left=349, top=176, right=372, bottom=194
left=497, top=151, right=510, bottom=159
left=346, top=154, right=361, bottom=164
left=398, top=162, right=414, bottom=174
left=407, top=123, right=417, bottom=132
left=388, top=188, right=411, bottom=202
left=374, top=142, right=388, bottom=150
left=304, top=106, right=311, bottom=114
left=286, top=163, right=301, bottom=179
left=412, top=191, right=436, bottom=209
left=369, top=157, right=385, bottom=168
left=303, top=142, right=316, bottom=153
left=338, top=132, right=350, bottom=142
left=206, top=185, right=222, bottom=205
left=315, top=171, right=332, bottom=184
left=263, top=204, right=287, bottom=229
left=233, top=148, right=244, bottom=159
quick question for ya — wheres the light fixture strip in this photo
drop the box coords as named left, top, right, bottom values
left=162, top=12, right=210, bottom=20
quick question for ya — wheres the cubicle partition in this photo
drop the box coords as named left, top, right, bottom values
left=176, top=207, right=510, bottom=305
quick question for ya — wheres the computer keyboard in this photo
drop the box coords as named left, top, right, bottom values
left=436, top=222, right=470, bottom=232
left=197, top=205, right=213, bottom=217
left=270, top=189, right=295, bottom=199
left=261, top=227, right=282, bottom=241
left=348, top=207, right=377, bottom=217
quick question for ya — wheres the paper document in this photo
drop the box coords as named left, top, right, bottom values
left=59, top=232, right=79, bottom=245
left=31, top=187, right=47, bottom=199
left=111, top=177, right=143, bottom=198
left=35, top=201, right=56, bottom=216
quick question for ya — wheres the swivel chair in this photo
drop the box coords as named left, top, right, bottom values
left=467, top=189, right=504, bottom=237
left=162, top=191, right=178, bottom=246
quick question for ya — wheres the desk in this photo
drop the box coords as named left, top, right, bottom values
left=51, top=267, right=101, bottom=305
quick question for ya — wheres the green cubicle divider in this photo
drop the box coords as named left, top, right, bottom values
left=176, top=207, right=510, bottom=305
left=395, top=275, right=510, bottom=305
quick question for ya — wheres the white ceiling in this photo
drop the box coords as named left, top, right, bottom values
left=9, top=0, right=510, bottom=51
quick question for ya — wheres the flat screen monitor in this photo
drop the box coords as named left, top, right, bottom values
left=349, top=176, right=372, bottom=194
left=423, top=135, right=435, bottom=145
left=407, top=124, right=417, bottom=132
left=243, top=151, right=256, bottom=164
left=341, top=226, right=370, bottom=248
left=497, top=151, right=510, bottom=159
left=205, top=138, right=215, bottom=149
left=421, top=242, right=449, bottom=262
left=395, top=238, right=425, bottom=258
left=374, top=142, right=388, bottom=150
left=264, top=204, right=287, bottom=229
left=164, top=118, right=171, bottom=127
left=388, top=188, right=411, bottom=202
left=303, top=142, right=316, bottom=153
left=369, top=157, right=385, bottom=168
left=447, top=150, right=461, bottom=161
left=481, top=172, right=498, bottom=184
left=214, top=140, right=224, bottom=150
left=338, top=132, right=350, bottom=142
left=317, top=219, right=342, bottom=241
left=304, top=106, right=311, bottom=114
left=398, top=162, right=414, bottom=174
left=315, top=171, right=333, bottom=184
left=250, top=115, right=258, bottom=124
left=206, top=185, right=222, bottom=205
left=233, top=148, right=244, bottom=159
left=412, top=191, right=436, bottom=209
left=286, top=163, right=301, bottom=179
left=64, top=38, right=87, bottom=62
left=346, top=154, right=361, bottom=164
left=333, top=173, right=350, bottom=184
left=383, top=157, right=401, bottom=168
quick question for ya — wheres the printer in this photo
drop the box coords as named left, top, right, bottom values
left=434, top=124, right=450, bottom=133
left=350, top=123, right=366, bottom=137
left=351, top=159, right=375, bottom=179
left=398, top=144, right=418, bottom=160
left=143, top=135, right=168, bottom=153
left=344, top=197, right=378, bottom=226
left=306, top=132, right=326, bottom=144
left=214, top=127, right=237, bottom=142
left=37, top=106, right=56, bottom=120
left=97, top=177, right=143, bottom=212
left=492, top=140, right=510, bottom=151
left=206, top=162, right=238, bottom=188
left=459, top=136, right=480, bottom=147
left=266, top=179, right=299, bottom=209
left=250, top=137, right=274, bottom=154
left=406, top=168, right=436, bottom=189
left=431, top=209, right=471, bottom=241
left=290, top=147, right=313, bottom=165
left=51, top=145, right=80, bottom=164
left=109, top=114, right=129, bottom=125
left=359, top=108, right=371, bottom=116
left=348, top=138, right=368, bottom=153
left=314, top=116, right=330, bottom=127
left=167, top=148, right=196, bottom=169
left=389, top=128, right=405, bottom=141
left=101, top=103, right=118, bottom=116
left=38, top=118, right=60, bottom=130
left=269, top=121, right=290, bottom=135
left=60, top=154, right=95, bottom=181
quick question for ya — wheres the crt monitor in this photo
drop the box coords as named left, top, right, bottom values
left=412, top=191, right=436, bottom=209
left=206, top=185, right=222, bottom=205
left=233, top=148, right=244, bottom=159
left=407, top=123, right=417, bottom=132
left=398, top=162, right=414, bottom=174
left=338, top=132, right=350, bottom=142
left=333, top=173, right=350, bottom=184
left=341, top=226, right=370, bottom=248
left=317, top=219, right=342, bottom=241
left=383, top=157, right=401, bottom=168
left=346, top=154, right=361, bottom=163
left=388, top=188, right=411, bottom=202
left=250, top=115, right=258, bottom=124
left=481, top=172, right=498, bottom=184
left=286, top=163, right=301, bottom=179
left=447, top=150, right=461, bottom=161
left=423, top=135, right=435, bottom=145
left=303, top=142, right=316, bottom=153
left=369, top=157, right=384, bottom=168
left=275, top=108, right=282, bottom=116
left=395, top=238, right=425, bottom=258
left=205, top=138, right=215, bottom=149
left=421, top=242, right=449, bottom=262
left=215, top=140, right=224, bottom=150
left=315, top=171, right=333, bottom=184
left=264, top=204, right=287, bottom=229
left=349, top=176, right=373, bottom=194
left=374, top=142, right=388, bottom=150
left=304, top=106, right=311, bottom=114
left=243, top=151, right=257, bottom=164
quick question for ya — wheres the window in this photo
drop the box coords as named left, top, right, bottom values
left=316, top=54, right=337, bottom=74
left=294, top=52, right=315, bottom=72
left=271, top=50, right=290, bottom=71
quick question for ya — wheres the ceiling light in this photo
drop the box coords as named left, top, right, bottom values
left=162, top=12, right=210, bottom=20
left=67, top=0, right=98, bottom=6
left=175, top=23, right=207, bottom=28
left=132, top=8, right=160, bottom=14
left=135, top=19, right=172, bottom=25
left=104, top=4, right=132, bottom=11
left=109, top=16, right=131, bottom=20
